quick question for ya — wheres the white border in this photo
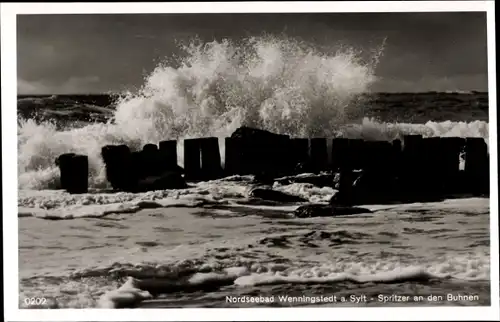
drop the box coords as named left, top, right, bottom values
left=2, top=1, right=498, bottom=321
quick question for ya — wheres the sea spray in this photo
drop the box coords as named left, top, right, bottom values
left=112, top=36, right=379, bottom=140
left=17, top=36, right=489, bottom=190
left=17, top=36, right=379, bottom=189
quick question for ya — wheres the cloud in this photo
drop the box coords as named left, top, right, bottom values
left=17, top=13, right=487, bottom=94
left=59, top=76, right=101, bottom=93
left=18, top=76, right=101, bottom=95
left=17, top=79, right=51, bottom=95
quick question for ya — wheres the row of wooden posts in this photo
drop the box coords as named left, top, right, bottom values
left=56, top=134, right=490, bottom=196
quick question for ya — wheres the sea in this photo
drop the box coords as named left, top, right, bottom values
left=17, top=37, right=491, bottom=309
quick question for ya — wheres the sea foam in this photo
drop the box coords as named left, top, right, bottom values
left=17, top=36, right=489, bottom=190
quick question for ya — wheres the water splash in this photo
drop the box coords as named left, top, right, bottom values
left=16, top=36, right=488, bottom=190
left=112, top=36, right=379, bottom=140
left=17, top=36, right=378, bottom=189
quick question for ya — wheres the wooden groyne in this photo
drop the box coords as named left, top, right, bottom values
left=56, top=127, right=490, bottom=200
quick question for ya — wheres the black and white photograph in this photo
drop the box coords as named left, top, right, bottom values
left=2, top=1, right=498, bottom=321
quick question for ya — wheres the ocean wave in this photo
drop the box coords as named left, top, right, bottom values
left=17, top=96, right=114, bottom=124
left=19, top=218, right=490, bottom=309
left=18, top=252, right=487, bottom=308
left=83, top=253, right=487, bottom=308
left=17, top=117, right=489, bottom=191
left=17, top=36, right=490, bottom=191
left=18, top=192, right=230, bottom=220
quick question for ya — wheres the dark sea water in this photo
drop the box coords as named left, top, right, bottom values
left=17, top=91, right=489, bottom=126
left=17, top=37, right=490, bottom=309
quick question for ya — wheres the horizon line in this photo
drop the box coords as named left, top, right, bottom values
left=16, top=90, right=489, bottom=96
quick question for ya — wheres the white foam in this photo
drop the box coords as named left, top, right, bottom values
left=273, top=182, right=336, bottom=203
left=90, top=251, right=489, bottom=308
left=234, top=256, right=489, bottom=286
left=341, top=118, right=489, bottom=142
left=19, top=172, right=337, bottom=219
left=98, top=277, right=153, bottom=308
left=17, top=36, right=489, bottom=191
left=18, top=186, right=233, bottom=219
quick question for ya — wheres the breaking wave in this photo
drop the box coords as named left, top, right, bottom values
left=17, top=36, right=489, bottom=190
left=19, top=252, right=489, bottom=308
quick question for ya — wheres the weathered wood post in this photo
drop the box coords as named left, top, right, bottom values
left=200, top=137, right=223, bottom=180
left=183, top=138, right=202, bottom=180
left=159, top=140, right=178, bottom=169
left=310, top=138, right=328, bottom=173
left=465, top=138, right=489, bottom=195
left=56, top=153, right=88, bottom=194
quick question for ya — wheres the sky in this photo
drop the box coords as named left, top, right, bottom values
left=17, top=12, right=489, bottom=94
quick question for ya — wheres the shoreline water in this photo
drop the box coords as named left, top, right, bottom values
left=19, top=197, right=490, bottom=308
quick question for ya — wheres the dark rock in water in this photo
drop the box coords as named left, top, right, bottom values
left=136, top=171, right=187, bottom=192
left=294, top=162, right=313, bottom=174
left=294, top=204, right=373, bottom=218
left=330, top=170, right=399, bottom=205
left=129, top=274, right=235, bottom=298
left=329, top=168, right=450, bottom=205
left=275, top=173, right=335, bottom=188
left=249, top=187, right=307, bottom=203
left=254, top=172, right=276, bottom=185
left=329, top=171, right=358, bottom=206
left=237, top=198, right=290, bottom=207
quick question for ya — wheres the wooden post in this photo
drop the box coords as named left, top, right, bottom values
left=402, top=135, right=424, bottom=197
left=331, top=138, right=349, bottom=171
left=224, top=137, right=240, bottom=176
left=141, top=144, right=161, bottom=177
left=56, top=153, right=76, bottom=191
left=200, top=137, right=223, bottom=180
left=440, top=137, right=466, bottom=194
left=56, top=153, right=88, bottom=194
left=184, top=139, right=202, bottom=180
left=465, top=138, right=489, bottom=195
left=101, top=144, right=132, bottom=190
left=347, top=139, right=365, bottom=170
left=310, top=138, right=328, bottom=173
left=159, top=140, right=178, bottom=169
left=289, top=138, right=309, bottom=173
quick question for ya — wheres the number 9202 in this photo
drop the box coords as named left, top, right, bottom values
left=24, top=297, right=47, bottom=306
